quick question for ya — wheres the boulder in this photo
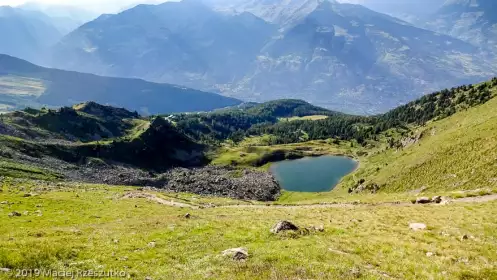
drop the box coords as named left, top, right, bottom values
left=270, top=221, right=299, bottom=234
left=222, top=247, right=248, bottom=261
left=416, top=197, right=432, bottom=204
left=409, top=223, right=427, bottom=231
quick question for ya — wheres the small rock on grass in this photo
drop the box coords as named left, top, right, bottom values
left=270, top=221, right=299, bottom=234
left=460, top=234, right=474, bottom=241
left=409, top=223, right=427, bottom=231
left=308, top=225, right=325, bottom=232
left=8, top=211, right=21, bottom=217
left=0, top=201, right=8, bottom=205
left=222, top=248, right=248, bottom=261
left=432, top=196, right=442, bottom=204
left=0, top=268, right=11, bottom=273
left=426, top=252, right=435, bottom=257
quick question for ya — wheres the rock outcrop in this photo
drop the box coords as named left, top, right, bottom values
left=270, top=221, right=299, bottom=234
left=222, top=248, right=249, bottom=261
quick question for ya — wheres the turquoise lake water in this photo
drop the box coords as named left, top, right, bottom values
left=270, top=156, right=358, bottom=192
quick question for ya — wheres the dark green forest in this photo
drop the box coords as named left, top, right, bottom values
left=173, top=78, right=497, bottom=145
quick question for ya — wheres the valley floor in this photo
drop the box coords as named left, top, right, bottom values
left=1, top=180, right=497, bottom=279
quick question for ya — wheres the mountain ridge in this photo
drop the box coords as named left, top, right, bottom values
left=0, top=54, right=242, bottom=114
left=0, top=6, right=62, bottom=63
left=418, top=0, right=497, bottom=52
left=49, top=0, right=496, bottom=114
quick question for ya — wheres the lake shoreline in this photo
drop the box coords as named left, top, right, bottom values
left=269, top=155, right=359, bottom=193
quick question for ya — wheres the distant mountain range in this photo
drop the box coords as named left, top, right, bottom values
left=18, top=2, right=97, bottom=34
left=47, top=0, right=496, bottom=114
left=0, top=54, right=242, bottom=114
left=1, top=0, right=496, bottom=114
left=0, top=6, right=63, bottom=63
left=330, top=0, right=446, bottom=19
left=0, top=4, right=93, bottom=64
left=18, top=2, right=97, bottom=22
left=421, top=0, right=497, bottom=52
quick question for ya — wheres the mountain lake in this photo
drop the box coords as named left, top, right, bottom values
left=270, top=155, right=358, bottom=192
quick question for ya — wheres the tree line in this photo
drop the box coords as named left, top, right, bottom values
left=172, top=79, right=497, bottom=145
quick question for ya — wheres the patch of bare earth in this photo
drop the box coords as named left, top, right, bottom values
left=122, top=192, right=199, bottom=209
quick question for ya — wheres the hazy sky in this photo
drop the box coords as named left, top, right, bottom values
left=0, top=0, right=427, bottom=14
left=0, top=0, right=165, bottom=13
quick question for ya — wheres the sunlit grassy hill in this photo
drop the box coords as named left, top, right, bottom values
left=339, top=80, right=497, bottom=194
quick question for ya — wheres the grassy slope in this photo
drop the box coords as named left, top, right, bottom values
left=271, top=85, right=497, bottom=203
left=0, top=75, right=45, bottom=97
left=1, top=181, right=496, bottom=279
left=0, top=161, right=62, bottom=181
left=340, top=85, right=497, bottom=193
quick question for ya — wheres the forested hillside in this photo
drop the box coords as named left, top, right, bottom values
left=0, top=77, right=496, bottom=192
left=174, top=78, right=497, bottom=145
left=0, top=102, right=206, bottom=176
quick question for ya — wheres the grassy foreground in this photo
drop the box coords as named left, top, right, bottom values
left=1, top=181, right=497, bottom=279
